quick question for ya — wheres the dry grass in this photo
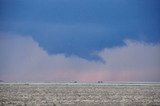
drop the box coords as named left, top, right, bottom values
left=0, top=83, right=160, bottom=106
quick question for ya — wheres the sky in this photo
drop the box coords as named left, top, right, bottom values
left=0, top=0, right=160, bottom=82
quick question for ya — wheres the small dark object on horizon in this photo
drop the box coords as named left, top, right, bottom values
left=98, top=81, right=103, bottom=83
left=24, top=83, right=29, bottom=85
left=74, top=81, right=77, bottom=83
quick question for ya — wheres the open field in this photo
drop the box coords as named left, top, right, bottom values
left=0, top=83, right=160, bottom=106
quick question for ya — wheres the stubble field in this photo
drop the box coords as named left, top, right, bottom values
left=0, top=83, right=160, bottom=106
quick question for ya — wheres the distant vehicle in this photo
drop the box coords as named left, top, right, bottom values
left=98, top=81, right=103, bottom=83
left=74, top=81, right=77, bottom=83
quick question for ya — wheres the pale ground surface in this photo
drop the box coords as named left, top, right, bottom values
left=0, top=83, right=160, bottom=106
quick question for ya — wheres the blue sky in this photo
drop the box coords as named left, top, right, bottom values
left=0, top=0, right=160, bottom=81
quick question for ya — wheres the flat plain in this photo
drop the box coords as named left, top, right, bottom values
left=0, top=83, right=160, bottom=106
